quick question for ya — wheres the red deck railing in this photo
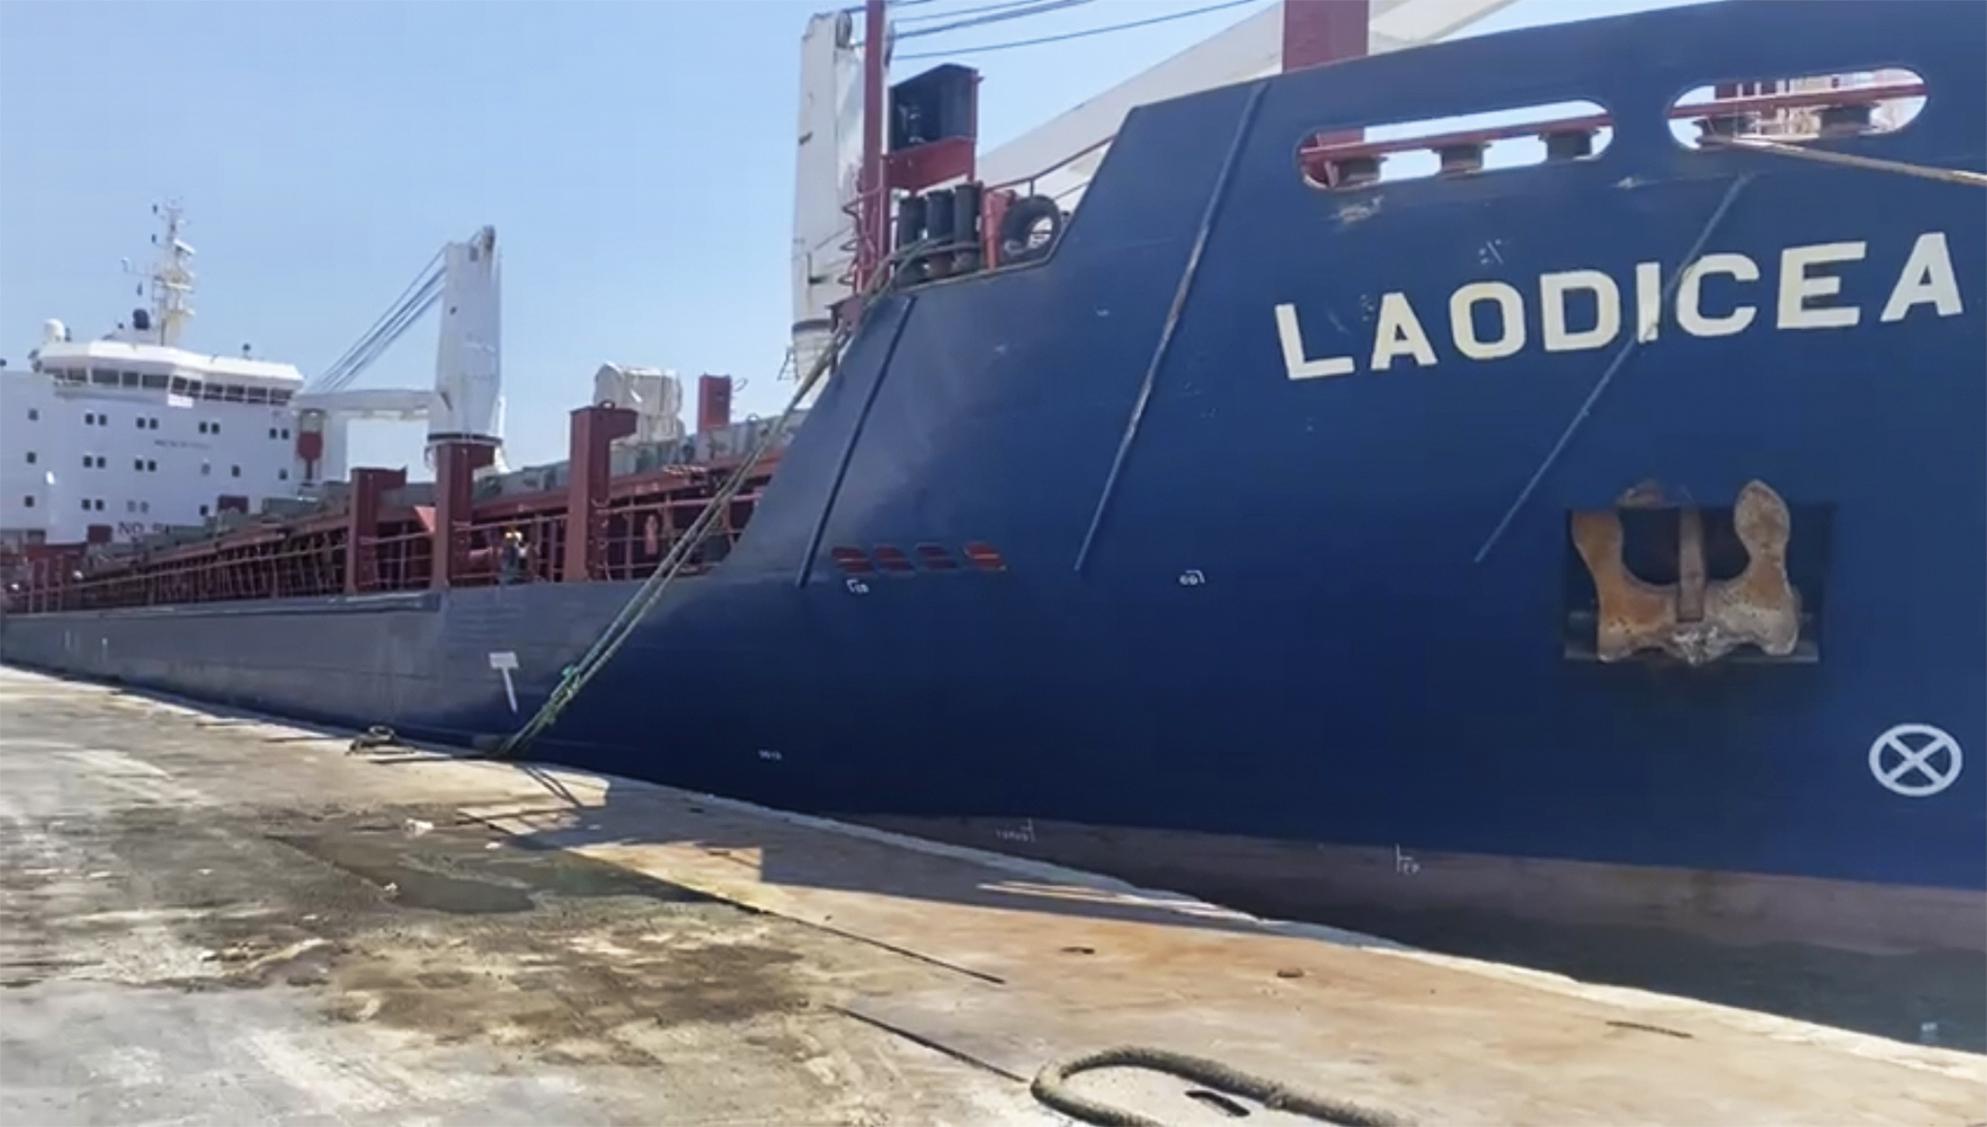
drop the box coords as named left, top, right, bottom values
left=3, top=450, right=783, bottom=614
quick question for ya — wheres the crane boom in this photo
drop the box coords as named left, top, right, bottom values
left=293, top=226, right=503, bottom=484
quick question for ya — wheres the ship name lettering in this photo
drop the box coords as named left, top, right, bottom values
left=1276, top=232, right=1962, bottom=381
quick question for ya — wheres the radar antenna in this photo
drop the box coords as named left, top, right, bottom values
left=147, top=201, right=196, bottom=346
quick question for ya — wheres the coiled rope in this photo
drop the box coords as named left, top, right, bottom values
left=1031, top=1046, right=1409, bottom=1127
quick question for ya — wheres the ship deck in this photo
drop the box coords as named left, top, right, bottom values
left=2, top=664, right=1981, bottom=1126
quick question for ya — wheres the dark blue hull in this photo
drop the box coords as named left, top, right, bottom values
left=6, top=1, right=1983, bottom=958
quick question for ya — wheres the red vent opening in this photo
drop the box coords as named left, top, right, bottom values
left=830, top=546, right=875, bottom=574
left=872, top=545, right=915, bottom=573
left=963, top=541, right=1007, bottom=572
left=915, top=543, right=959, bottom=571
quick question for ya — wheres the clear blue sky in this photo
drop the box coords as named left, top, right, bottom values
left=1, top=0, right=1691, bottom=473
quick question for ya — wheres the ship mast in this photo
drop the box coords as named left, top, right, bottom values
left=148, top=202, right=196, bottom=347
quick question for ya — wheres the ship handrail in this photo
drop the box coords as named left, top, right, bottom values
left=983, top=133, right=1117, bottom=197
left=1300, top=80, right=1927, bottom=165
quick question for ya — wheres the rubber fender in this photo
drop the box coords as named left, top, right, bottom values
left=998, top=195, right=1063, bottom=265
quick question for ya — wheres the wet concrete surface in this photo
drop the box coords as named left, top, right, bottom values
left=3, top=665, right=1983, bottom=1126
left=0, top=674, right=1047, bottom=1126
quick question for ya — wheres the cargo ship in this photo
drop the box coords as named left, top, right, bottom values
left=3, top=0, right=1981, bottom=1015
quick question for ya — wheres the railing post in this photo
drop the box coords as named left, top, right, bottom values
left=563, top=405, right=638, bottom=583
left=856, top=0, right=888, bottom=294
left=431, top=441, right=495, bottom=590
left=346, top=467, right=407, bottom=595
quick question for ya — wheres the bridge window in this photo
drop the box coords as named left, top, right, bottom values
left=91, top=369, right=117, bottom=386
left=245, top=387, right=268, bottom=404
left=120, top=370, right=140, bottom=387
left=141, top=373, right=169, bottom=390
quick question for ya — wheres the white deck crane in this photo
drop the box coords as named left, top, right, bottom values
left=292, top=226, right=504, bottom=484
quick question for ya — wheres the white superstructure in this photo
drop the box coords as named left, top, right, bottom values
left=1, top=206, right=305, bottom=548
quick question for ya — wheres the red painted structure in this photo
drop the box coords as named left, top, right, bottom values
left=1286, top=0, right=1369, bottom=151
left=3, top=416, right=786, bottom=614
left=696, top=375, right=733, bottom=435
left=563, top=405, right=639, bottom=583
left=1282, top=0, right=1370, bottom=72
left=345, top=467, right=406, bottom=595
left=430, top=441, right=496, bottom=589
left=853, top=0, right=890, bottom=295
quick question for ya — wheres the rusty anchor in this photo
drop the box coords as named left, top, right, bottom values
left=1572, top=479, right=1801, bottom=665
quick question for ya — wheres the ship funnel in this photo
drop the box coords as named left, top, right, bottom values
left=41, top=319, right=67, bottom=345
